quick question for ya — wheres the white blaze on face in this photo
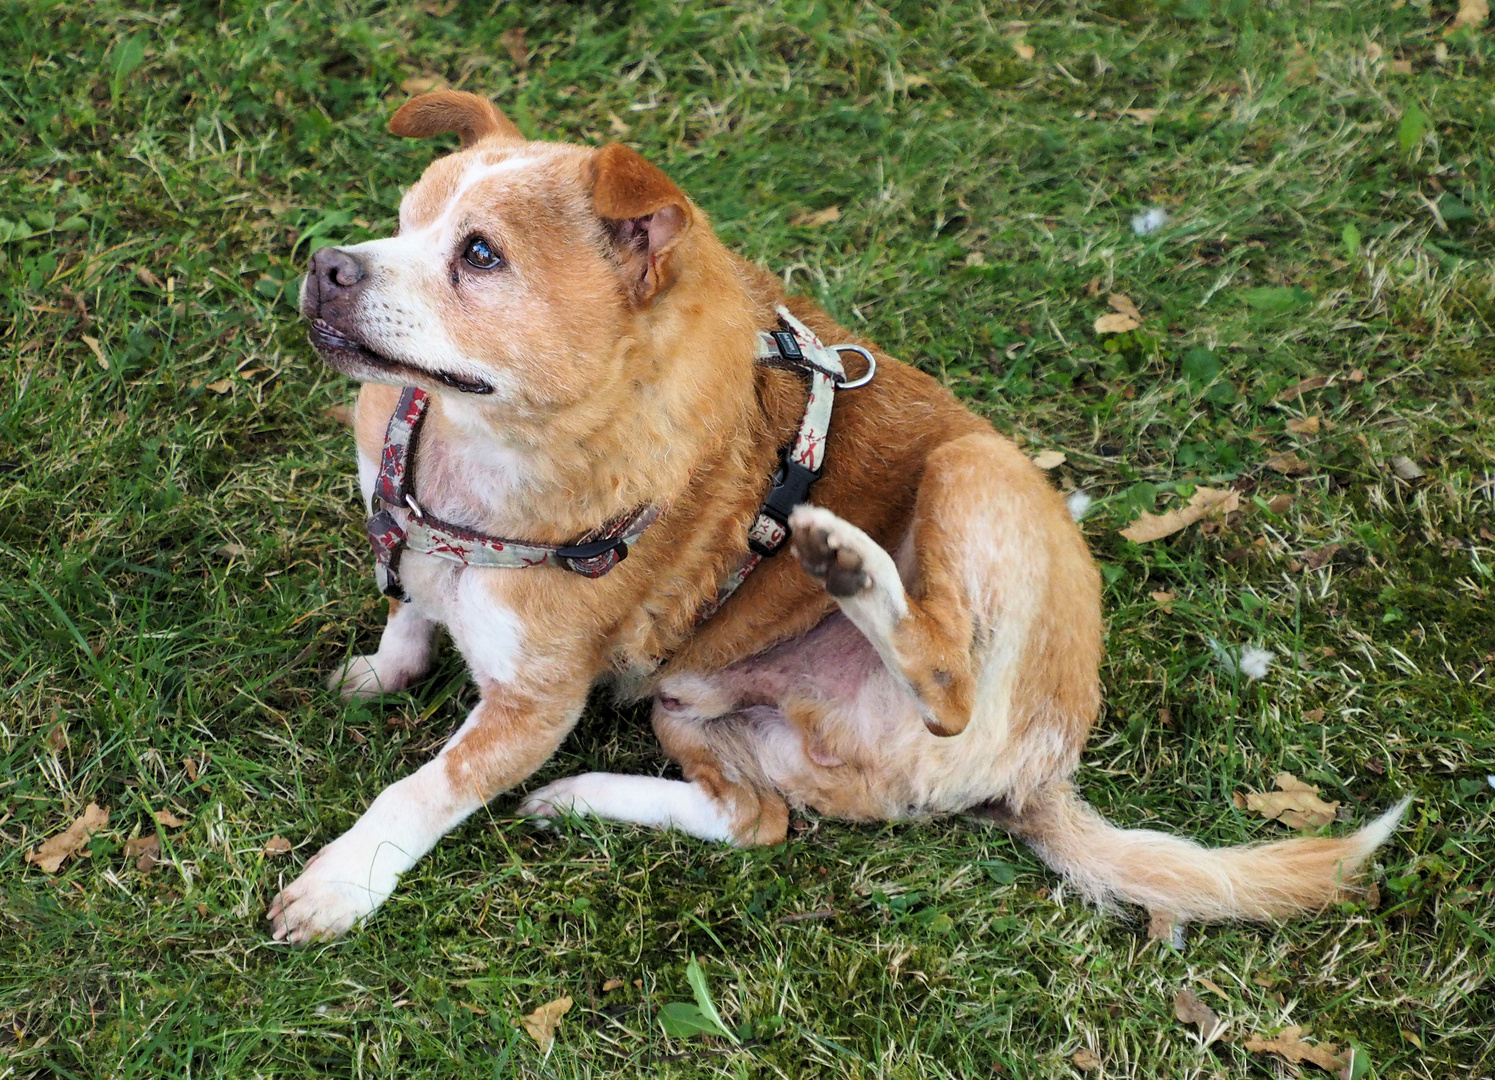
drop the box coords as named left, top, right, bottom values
left=338, top=155, right=540, bottom=398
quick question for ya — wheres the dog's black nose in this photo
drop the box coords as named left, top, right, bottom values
left=311, top=247, right=366, bottom=291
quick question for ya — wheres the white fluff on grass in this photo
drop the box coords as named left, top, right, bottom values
left=1208, top=638, right=1276, bottom=681
left=1066, top=490, right=1094, bottom=522
left=1132, top=207, right=1170, bottom=235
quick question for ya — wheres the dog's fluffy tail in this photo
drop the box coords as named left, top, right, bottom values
left=992, top=783, right=1409, bottom=923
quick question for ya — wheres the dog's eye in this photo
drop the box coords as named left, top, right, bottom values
left=463, top=235, right=503, bottom=270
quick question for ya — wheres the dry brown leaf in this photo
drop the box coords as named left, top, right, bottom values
left=1390, top=59, right=1413, bottom=74
left=1346, top=368, right=1365, bottom=383
left=263, top=836, right=292, bottom=857
left=602, top=978, right=624, bottom=992
left=1084, top=276, right=1102, bottom=298
left=154, top=809, right=187, bottom=828
left=1390, top=456, right=1424, bottom=480
left=1286, top=416, right=1322, bottom=434
left=1276, top=374, right=1331, bottom=402
left=1011, top=37, right=1035, bottom=60
left=184, top=756, right=199, bottom=782
left=134, top=264, right=162, bottom=288
left=790, top=206, right=841, bottom=227
left=1244, top=1026, right=1347, bottom=1074
left=1243, top=772, right=1340, bottom=829
left=324, top=404, right=355, bottom=426
left=521, top=995, right=573, bottom=1051
left=1071, top=1047, right=1103, bottom=1072
left=1120, top=486, right=1240, bottom=543
left=400, top=74, right=446, bottom=95
left=1108, top=293, right=1142, bottom=321
left=1266, top=494, right=1293, bottom=514
left=1174, top=987, right=1225, bottom=1044
left=1303, top=543, right=1341, bottom=570
left=124, top=833, right=161, bottom=872
left=1150, top=590, right=1176, bottom=604
left=501, top=27, right=529, bottom=70
left=1093, top=312, right=1139, bottom=334
left=206, top=379, right=233, bottom=394
left=26, top=803, right=109, bottom=873
left=1121, top=108, right=1159, bottom=123
left=1451, top=0, right=1489, bottom=30
left=606, top=111, right=631, bottom=134
left=81, top=334, right=109, bottom=370
left=1265, top=452, right=1311, bottom=476
left=903, top=74, right=932, bottom=88
left=1197, top=977, right=1227, bottom=999
left=1031, top=450, right=1066, bottom=470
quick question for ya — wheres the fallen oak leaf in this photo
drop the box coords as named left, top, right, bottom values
left=1031, top=450, right=1066, bottom=470
left=154, top=809, right=187, bottom=828
left=1276, top=374, right=1331, bottom=402
left=521, top=995, right=573, bottom=1052
left=790, top=206, right=841, bottom=227
left=1174, top=987, right=1225, bottom=1045
left=602, top=978, right=624, bottom=992
left=1093, top=312, right=1139, bottom=334
left=1108, top=292, right=1142, bottom=321
left=1285, top=416, right=1322, bottom=434
left=1120, top=486, right=1240, bottom=543
left=262, top=836, right=292, bottom=857
left=26, top=803, right=109, bottom=873
left=1071, top=1047, right=1103, bottom=1072
left=124, top=833, right=161, bottom=872
left=500, top=27, right=528, bottom=70
left=399, top=74, right=446, bottom=95
left=1450, top=0, right=1488, bottom=31
left=1265, top=452, right=1311, bottom=476
left=1243, top=772, right=1340, bottom=829
left=1244, top=1025, right=1348, bottom=1075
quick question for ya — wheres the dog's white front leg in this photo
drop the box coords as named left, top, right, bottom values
left=267, top=751, right=467, bottom=943
left=328, top=599, right=438, bottom=700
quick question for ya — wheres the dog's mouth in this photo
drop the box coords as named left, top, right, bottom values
left=307, top=319, right=495, bottom=396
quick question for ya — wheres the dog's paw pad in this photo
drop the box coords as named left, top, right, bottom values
left=789, top=513, right=870, bottom=598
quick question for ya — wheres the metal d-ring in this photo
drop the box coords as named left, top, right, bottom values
left=829, top=344, right=876, bottom=389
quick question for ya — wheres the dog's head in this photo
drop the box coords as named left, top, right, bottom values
left=300, top=91, right=697, bottom=411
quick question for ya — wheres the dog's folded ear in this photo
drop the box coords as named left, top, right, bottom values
left=389, top=91, right=524, bottom=147
left=591, top=143, right=692, bottom=306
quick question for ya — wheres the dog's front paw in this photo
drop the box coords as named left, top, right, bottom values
left=328, top=655, right=409, bottom=700
left=788, top=506, right=871, bottom=597
left=267, top=840, right=395, bottom=945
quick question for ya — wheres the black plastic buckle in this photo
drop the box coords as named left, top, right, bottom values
left=555, top=536, right=631, bottom=563
left=770, top=329, right=803, bottom=362
left=748, top=458, right=821, bottom=556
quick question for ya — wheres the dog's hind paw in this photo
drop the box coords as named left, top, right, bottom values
left=788, top=506, right=872, bottom=597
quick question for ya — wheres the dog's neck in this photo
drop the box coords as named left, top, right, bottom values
left=401, top=252, right=785, bottom=544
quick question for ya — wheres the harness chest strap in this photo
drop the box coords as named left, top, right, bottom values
left=364, top=305, right=872, bottom=616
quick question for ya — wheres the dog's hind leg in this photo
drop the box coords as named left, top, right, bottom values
left=328, top=598, right=438, bottom=700
left=520, top=703, right=791, bottom=846
left=789, top=432, right=1092, bottom=740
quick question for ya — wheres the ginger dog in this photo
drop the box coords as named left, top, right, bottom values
left=270, top=90, right=1406, bottom=943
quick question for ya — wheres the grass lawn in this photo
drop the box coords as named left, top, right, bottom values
left=3, top=1, right=1493, bottom=1076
